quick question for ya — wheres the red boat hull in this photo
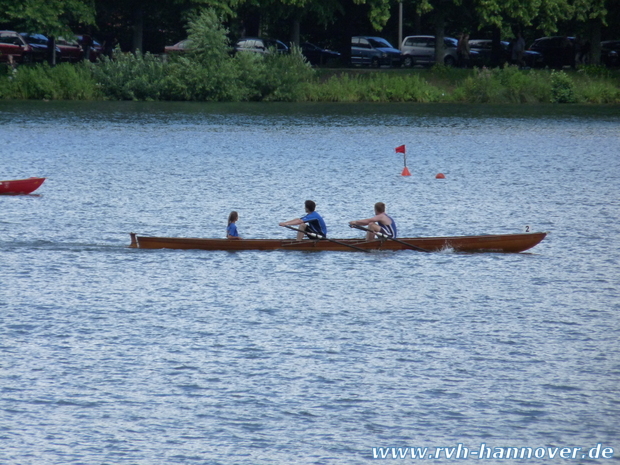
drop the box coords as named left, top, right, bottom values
left=0, top=177, right=46, bottom=195
left=129, top=232, right=547, bottom=253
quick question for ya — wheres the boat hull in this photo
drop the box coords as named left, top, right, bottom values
left=129, top=232, right=546, bottom=253
left=0, top=177, right=46, bottom=195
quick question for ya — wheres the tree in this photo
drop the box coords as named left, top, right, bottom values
left=0, top=0, right=95, bottom=36
left=0, top=0, right=95, bottom=64
left=94, top=0, right=241, bottom=53
left=571, top=0, right=617, bottom=64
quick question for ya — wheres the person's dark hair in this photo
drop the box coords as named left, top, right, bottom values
left=374, top=202, right=386, bottom=213
left=228, top=211, right=238, bottom=225
left=305, top=200, right=316, bottom=212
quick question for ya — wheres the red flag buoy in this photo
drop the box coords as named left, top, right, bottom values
left=402, top=167, right=411, bottom=176
left=435, top=173, right=445, bottom=179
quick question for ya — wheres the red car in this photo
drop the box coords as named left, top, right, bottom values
left=164, top=39, right=193, bottom=54
left=56, top=36, right=83, bottom=62
left=76, top=34, right=103, bottom=61
left=0, top=30, right=33, bottom=64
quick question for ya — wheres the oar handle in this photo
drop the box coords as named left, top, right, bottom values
left=349, top=223, right=429, bottom=253
left=281, top=224, right=324, bottom=239
left=349, top=223, right=386, bottom=237
left=281, top=224, right=370, bottom=253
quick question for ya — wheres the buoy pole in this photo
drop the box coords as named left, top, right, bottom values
left=395, top=145, right=410, bottom=176
left=402, top=154, right=411, bottom=176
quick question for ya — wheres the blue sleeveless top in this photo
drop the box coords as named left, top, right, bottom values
left=379, top=215, right=397, bottom=238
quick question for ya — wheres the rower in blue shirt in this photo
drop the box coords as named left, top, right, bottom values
left=279, top=200, right=327, bottom=240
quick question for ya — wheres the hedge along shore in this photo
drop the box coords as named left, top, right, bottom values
left=1, top=56, right=619, bottom=104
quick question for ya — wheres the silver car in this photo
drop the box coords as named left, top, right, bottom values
left=235, top=37, right=289, bottom=55
left=400, top=35, right=458, bottom=67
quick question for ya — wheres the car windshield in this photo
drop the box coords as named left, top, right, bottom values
left=368, top=38, right=392, bottom=48
left=22, top=33, right=48, bottom=44
left=57, top=37, right=79, bottom=46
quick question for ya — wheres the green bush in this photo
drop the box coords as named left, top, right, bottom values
left=164, top=8, right=246, bottom=101
left=231, top=52, right=267, bottom=101
left=550, top=70, right=577, bottom=103
left=458, top=67, right=504, bottom=103
left=304, top=73, right=359, bottom=102
left=259, top=46, right=314, bottom=101
left=579, top=64, right=612, bottom=79
left=91, top=51, right=168, bottom=100
left=1, top=63, right=100, bottom=100
left=576, top=79, right=620, bottom=103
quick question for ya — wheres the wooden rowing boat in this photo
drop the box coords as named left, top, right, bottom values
left=129, top=231, right=546, bottom=253
left=0, top=177, right=46, bottom=195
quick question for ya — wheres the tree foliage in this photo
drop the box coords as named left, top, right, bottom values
left=0, top=0, right=95, bottom=36
left=1, top=0, right=618, bottom=57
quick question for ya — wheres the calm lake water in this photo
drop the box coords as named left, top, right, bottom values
left=1, top=101, right=619, bottom=464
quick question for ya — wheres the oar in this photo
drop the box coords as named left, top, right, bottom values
left=281, top=224, right=371, bottom=253
left=349, top=224, right=430, bottom=253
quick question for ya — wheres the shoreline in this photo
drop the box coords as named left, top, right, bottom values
left=1, top=62, right=619, bottom=104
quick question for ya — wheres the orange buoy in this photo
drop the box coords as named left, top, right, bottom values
left=401, top=167, right=411, bottom=176
left=435, top=173, right=445, bottom=179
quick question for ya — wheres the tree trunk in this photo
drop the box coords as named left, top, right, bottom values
left=413, top=10, right=421, bottom=35
left=434, top=12, right=445, bottom=66
left=291, top=17, right=300, bottom=47
left=48, top=36, right=57, bottom=66
left=132, top=6, right=143, bottom=53
left=491, top=27, right=503, bottom=67
left=588, top=17, right=601, bottom=65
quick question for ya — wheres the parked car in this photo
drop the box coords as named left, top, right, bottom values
left=301, top=42, right=340, bottom=65
left=400, top=35, right=460, bottom=67
left=601, top=40, right=620, bottom=67
left=55, top=36, right=83, bottom=62
left=76, top=34, right=103, bottom=61
left=20, top=33, right=62, bottom=63
left=528, top=36, right=575, bottom=68
left=0, top=30, right=33, bottom=64
left=351, top=36, right=401, bottom=67
left=164, top=39, right=193, bottom=54
left=468, top=39, right=544, bottom=68
left=235, top=37, right=289, bottom=55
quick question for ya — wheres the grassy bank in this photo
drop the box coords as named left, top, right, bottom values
left=308, top=64, right=620, bottom=104
left=2, top=58, right=619, bottom=104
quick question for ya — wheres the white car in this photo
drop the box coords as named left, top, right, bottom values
left=235, top=37, right=289, bottom=55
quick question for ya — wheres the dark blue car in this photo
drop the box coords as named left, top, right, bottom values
left=351, top=36, right=402, bottom=68
left=20, top=33, right=61, bottom=63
